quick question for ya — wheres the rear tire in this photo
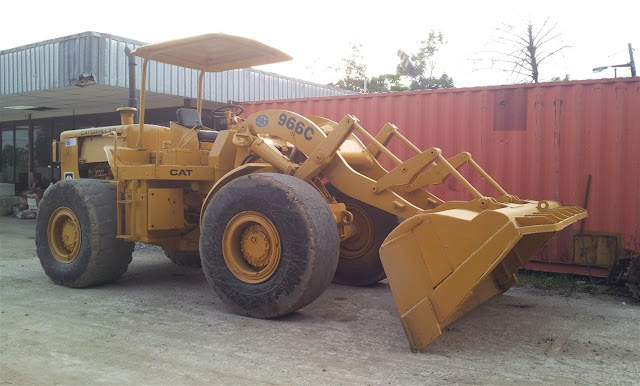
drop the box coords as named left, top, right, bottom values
left=200, top=173, right=339, bottom=318
left=327, top=184, right=402, bottom=286
left=164, top=249, right=202, bottom=268
left=35, top=179, right=134, bottom=287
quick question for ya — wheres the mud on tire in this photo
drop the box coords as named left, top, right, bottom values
left=200, top=173, right=340, bottom=318
left=35, top=179, right=134, bottom=287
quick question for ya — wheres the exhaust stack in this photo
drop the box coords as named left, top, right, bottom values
left=116, top=107, right=137, bottom=125
left=124, top=46, right=138, bottom=123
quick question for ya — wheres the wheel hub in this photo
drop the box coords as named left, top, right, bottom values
left=47, top=207, right=82, bottom=264
left=61, top=218, right=79, bottom=252
left=222, top=211, right=281, bottom=284
left=241, top=225, right=271, bottom=267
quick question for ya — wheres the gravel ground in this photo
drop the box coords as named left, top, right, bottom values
left=1, top=216, right=638, bottom=385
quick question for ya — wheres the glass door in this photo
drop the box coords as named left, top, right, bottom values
left=33, top=121, right=53, bottom=187
left=14, top=124, right=29, bottom=192
left=1, top=124, right=15, bottom=184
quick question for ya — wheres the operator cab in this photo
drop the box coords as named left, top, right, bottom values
left=174, top=103, right=245, bottom=143
left=129, top=34, right=291, bottom=150
left=175, top=108, right=218, bottom=142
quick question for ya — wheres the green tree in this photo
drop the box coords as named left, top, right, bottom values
left=367, top=74, right=409, bottom=93
left=397, top=30, right=455, bottom=90
left=330, top=31, right=454, bottom=93
left=409, top=73, right=454, bottom=90
left=329, top=43, right=368, bottom=93
left=412, top=31, right=445, bottom=78
left=550, top=74, right=570, bottom=82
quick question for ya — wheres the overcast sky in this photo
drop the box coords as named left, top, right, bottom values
left=1, top=0, right=638, bottom=88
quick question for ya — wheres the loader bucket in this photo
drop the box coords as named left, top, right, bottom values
left=379, top=201, right=587, bottom=352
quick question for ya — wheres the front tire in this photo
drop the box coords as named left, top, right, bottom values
left=200, top=173, right=339, bottom=318
left=35, top=179, right=134, bottom=287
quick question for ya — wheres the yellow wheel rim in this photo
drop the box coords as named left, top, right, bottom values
left=47, top=207, right=82, bottom=264
left=340, top=205, right=374, bottom=259
left=222, top=211, right=281, bottom=284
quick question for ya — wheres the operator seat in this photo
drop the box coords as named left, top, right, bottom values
left=176, top=108, right=203, bottom=128
left=176, top=108, right=218, bottom=142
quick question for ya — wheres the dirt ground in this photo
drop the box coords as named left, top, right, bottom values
left=1, top=216, right=638, bottom=385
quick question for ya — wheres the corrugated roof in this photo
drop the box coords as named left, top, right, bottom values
left=0, top=31, right=355, bottom=100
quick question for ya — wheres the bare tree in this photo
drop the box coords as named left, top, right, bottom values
left=475, top=18, right=570, bottom=83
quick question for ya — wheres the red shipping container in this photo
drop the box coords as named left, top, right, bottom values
left=242, top=78, right=640, bottom=275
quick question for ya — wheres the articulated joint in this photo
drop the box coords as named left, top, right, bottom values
left=329, top=203, right=356, bottom=241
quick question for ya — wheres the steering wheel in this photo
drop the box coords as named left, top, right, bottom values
left=210, top=104, right=244, bottom=118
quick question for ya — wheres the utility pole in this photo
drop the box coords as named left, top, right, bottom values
left=629, top=43, right=636, bottom=77
left=593, top=43, right=637, bottom=77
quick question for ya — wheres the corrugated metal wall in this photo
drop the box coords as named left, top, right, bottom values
left=1, top=32, right=353, bottom=101
left=242, top=78, right=640, bottom=267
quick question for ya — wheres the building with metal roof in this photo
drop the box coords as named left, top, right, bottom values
left=0, top=31, right=353, bottom=193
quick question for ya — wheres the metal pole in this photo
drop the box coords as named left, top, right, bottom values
left=352, top=122, right=402, bottom=165
left=27, top=114, right=33, bottom=189
left=437, top=154, right=483, bottom=199
left=629, top=43, right=636, bottom=77
left=197, top=71, right=205, bottom=115
left=136, top=58, right=149, bottom=149
left=580, top=174, right=593, bottom=285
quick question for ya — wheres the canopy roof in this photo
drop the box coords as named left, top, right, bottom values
left=130, top=33, right=292, bottom=72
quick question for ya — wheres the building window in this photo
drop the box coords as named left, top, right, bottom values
left=74, top=115, right=97, bottom=130
left=1, top=123, right=15, bottom=184
left=33, top=120, right=53, bottom=187
left=14, top=124, right=29, bottom=192
left=96, top=112, right=122, bottom=127
left=53, top=117, right=73, bottom=182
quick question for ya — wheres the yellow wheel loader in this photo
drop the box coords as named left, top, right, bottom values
left=36, top=34, right=587, bottom=351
